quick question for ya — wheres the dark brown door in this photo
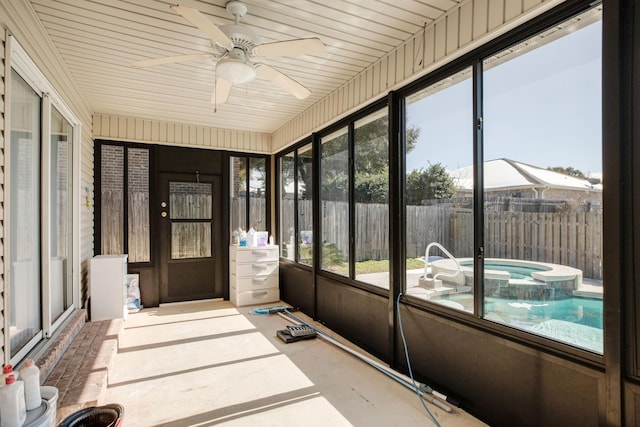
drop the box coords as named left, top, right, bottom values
left=158, top=172, right=223, bottom=303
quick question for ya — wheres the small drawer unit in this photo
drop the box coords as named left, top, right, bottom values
left=229, top=245, right=280, bottom=306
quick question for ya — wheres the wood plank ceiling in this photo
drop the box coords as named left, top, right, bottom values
left=30, top=0, right=462, bottom=134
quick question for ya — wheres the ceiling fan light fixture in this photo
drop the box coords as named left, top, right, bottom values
left=217, top=57, right=256, bottom=85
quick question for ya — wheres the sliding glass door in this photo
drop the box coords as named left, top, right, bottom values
left=8, top=43, right=79, bottom=361
left=9, top=70, right=42, bottom=358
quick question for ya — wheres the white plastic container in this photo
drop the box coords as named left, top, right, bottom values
left=0, top=375, right=27, bottom=427
left=256, top=231, right=269, bottom=246
left=247, top=228, right=257, bottom=247
left=21, top=359, right=42, bottom=411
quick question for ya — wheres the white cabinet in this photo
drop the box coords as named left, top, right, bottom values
left=229, top=246, right=279, bottom=306
left=90, top=254, right=128, bottom=321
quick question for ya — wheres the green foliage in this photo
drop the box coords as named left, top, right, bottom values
left=355, top=257, right=425, bottom=274
left=320, top=173, right=348, bottom=201
left=547, top=166, right=586, bottom=179
left=355, top=173, right=388, bottom=203
left=321, top=243, right=347, bottom=274
left=289, top=116, right=421, bottom=203
left=406, top=162, right=455, bottom=205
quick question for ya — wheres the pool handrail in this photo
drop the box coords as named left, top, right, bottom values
left=425, top=242, right=462, bottom=282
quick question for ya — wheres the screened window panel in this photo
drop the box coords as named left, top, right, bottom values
left=297, top=143, right=313, bottom=266
left=482, top=12, right=602, bottom=352
left=101, top=145, right=124, bottom=255
left=354, top=109, right=389, bottom=287
left=320, top=127, right=349, bottom=275
left=404, top=67, right=473, bottom=311
left=280, top=153, right=296, bottom=259
left=128, top=148, right=150, bottom=263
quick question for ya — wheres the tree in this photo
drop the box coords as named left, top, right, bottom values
left=547, top=166, right=586, bottom=179
left=406, top=163, right=455, bottom=205
left=289, top=116, right=420, bottom=203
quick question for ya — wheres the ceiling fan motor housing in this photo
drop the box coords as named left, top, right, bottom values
left=221, top=24, right=261, bottom=54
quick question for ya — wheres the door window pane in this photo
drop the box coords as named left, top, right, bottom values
left=170, top=182, right=212, bottom=259
left=101, top=145, right=124, bottom=254
left=128, top=148, right=150, bottom=262
left=171, top=223, right=212, bottom=259
left=320, top=127, right=349, bottom=275
left=9, top=70, right=42, bottom=357
left=405, top=68, right=473, bottom=311
left=297, top=144, right=313, bottom=266
left=482, top=11, right=602, bottom=352
left=50, top=107, right=73, bottom=321
left=170, top=182, right=212, bottom=220
left=280, top=153, right=295, bottom=259
left=354, top=109, right=389, bottom=288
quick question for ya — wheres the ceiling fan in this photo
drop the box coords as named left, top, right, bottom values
left=132, top=2, right=326, bottom=105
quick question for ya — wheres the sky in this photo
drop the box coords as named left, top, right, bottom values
left=405, top=18, right=602, bottom=178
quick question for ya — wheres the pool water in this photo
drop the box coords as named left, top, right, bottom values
left=435, top=294, right=603, bottom=352
left=485, top=297, right=603, bottom=329
left=459, top=261, right=547, bottom=280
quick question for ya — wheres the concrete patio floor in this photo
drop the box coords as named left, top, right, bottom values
left=104, top=300, right=487, bottom=426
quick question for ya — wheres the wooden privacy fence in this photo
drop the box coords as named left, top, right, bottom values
left=283, top=200, right=603, bottom=280
left=231, top=197, right=267, bottom=232
left=477, top=211, right=602, bottom=281
left=105, top=193, right=603, bottom=280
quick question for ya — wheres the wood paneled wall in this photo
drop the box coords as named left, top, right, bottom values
left=272, top=0, right=561, bottom=151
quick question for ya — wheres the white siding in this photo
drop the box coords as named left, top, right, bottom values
left=93, top=114, right=272, bottom=154
left=0, top=0, right=95, bottom=349
left=272, top=0, right=561, bottom=152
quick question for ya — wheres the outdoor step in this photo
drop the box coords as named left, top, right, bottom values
left=33, top=309, right=86, bottom=383
left=41, top=315, right=124, bottom=424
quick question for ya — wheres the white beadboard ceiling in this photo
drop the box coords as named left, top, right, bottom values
left=29, top=0, right=462, bottom=134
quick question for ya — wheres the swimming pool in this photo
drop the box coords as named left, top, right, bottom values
left=427, top=257, right=584, bottom=300
left=459, top=260, right=545, bottom=280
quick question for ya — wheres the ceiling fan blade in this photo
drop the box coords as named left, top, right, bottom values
left=170, top=5, right=233, bottom=50
left=132, top=53, right=214, bottom=68
left=255, top=64, right=311, bottom=99
left=212, top=77, right=233, bottom=105
left=253, top=37, right=326, bottom=58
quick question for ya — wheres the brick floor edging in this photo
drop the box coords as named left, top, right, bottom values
left=41, top=315, right=124, bottom=423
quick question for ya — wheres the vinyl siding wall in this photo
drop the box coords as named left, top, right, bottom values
left=93, top=114, right=271, bottom=154
left=0, top=0, right=94, bottom=364
left=1, top=26, right=6, bottom=363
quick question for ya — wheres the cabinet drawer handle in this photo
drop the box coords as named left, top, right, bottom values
left=252, top=277, right=267, bottom=282
left=254, top=291, right=268, bottom=297
left=251, top=250, right=268, bottom=256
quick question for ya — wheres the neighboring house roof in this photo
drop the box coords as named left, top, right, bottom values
left=450, top=158, right=602, bottom=192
